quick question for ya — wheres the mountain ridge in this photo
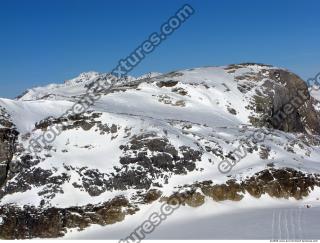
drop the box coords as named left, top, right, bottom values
left=0, top=63, right=320, bottom=239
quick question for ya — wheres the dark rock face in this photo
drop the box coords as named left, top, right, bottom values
left=142, top=189, right=162, bottom=204
left=156, top=80, right=178, bottom=88
left=18, top=132, right=202, bottom=199
left=243, top=168, right=320, bottom=199
left=201, top=180, right=243, bottom=201
left=267, top=69, right=320, bottom=134
left=229, top=64, right=320, bottom=135
left=0, top=107, right=18, bottom=186
left=116, top=133, right=202, bottom=190
left=162, top=168, right=320, bottom=205
left=35, top=112, right=103, bottom=132
left=162, top=190, right=205, bottom=207
left=0, top=196, right=138, bottom=239
left=3, top=166, right=70, bottom=200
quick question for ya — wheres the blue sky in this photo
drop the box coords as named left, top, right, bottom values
left=0, top=0, right=319, bottom=98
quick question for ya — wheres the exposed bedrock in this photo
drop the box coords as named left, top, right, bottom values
left=0, top=108, right=19, bottom=186
left=237, top=65, right=320, bottom=134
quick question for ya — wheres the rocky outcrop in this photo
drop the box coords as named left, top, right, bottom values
left=266, top=69, right=320, bottom=134
left=116, top=133, right=202, bottom=190
left=0, top=167, right=318, bottom=239
left=2, top=64, right=320, bottom=239
left=0, top=196, right=138, bottom=239
left=0, top=107, right=18, bottom=186
left=161, top=190, right=205, bottom=207
left=0, top=131, right=203, bottom=201
left=229, top=64, right=320, bottom=135
left=162, top=168, right=320, bottom=205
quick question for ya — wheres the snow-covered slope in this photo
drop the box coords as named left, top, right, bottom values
left=0, top=63, right=320, bottom=239
left=16, top=72, right=99, bottom=101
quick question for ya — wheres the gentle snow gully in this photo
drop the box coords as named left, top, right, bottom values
left=27, top=4, right=195, bottom=155
left=218, top=71, right=320, bottom=174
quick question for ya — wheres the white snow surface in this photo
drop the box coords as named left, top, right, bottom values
left=64, top=190, right=320, bottom=240
left=1, top=64, right=320, bottom=239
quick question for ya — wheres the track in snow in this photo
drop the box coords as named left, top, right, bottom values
left=65, top=205, right=320, bottom=240
left=271, top=207, right=304, bottom=240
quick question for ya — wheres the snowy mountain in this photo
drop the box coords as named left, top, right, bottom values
left=0, top=63, right=320, bottom=239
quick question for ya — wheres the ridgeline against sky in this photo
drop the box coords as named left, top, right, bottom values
left=0, top=0, right=319, bottom=98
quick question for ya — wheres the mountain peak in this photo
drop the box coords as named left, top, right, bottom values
left=64, top=71, right=101, bottom=86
